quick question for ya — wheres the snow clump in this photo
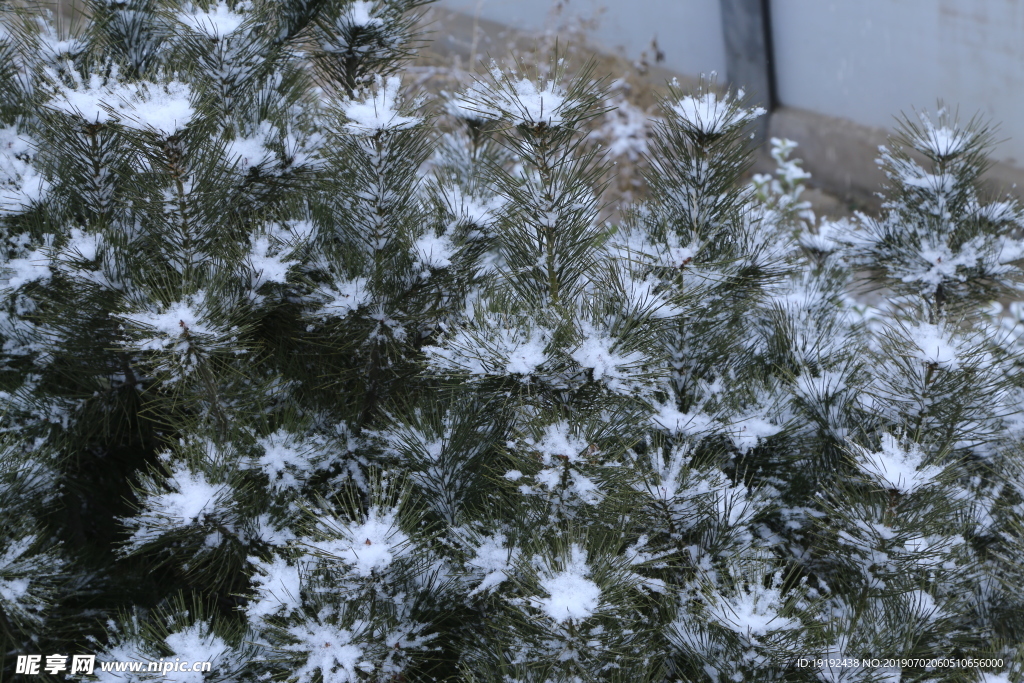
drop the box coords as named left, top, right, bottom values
left=178, top=1, right=248, bottom=38
left=530, top=544, right=602, bottom=623
left=671, top=90, right=765, bottom=136
left=342, top=76, right=419, bottom=134
left=852, top=433, right=943, bottom=493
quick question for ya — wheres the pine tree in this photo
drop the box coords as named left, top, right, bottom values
left=4, top=2, right=1024, bottom=682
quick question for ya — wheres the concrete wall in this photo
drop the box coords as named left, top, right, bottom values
left=433, top=0, right=1024, bottom=202
left=771, top=0, right=1024, bottom=169
left=433, top=0, right=727, bottom=80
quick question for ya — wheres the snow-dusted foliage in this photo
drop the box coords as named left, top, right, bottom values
left=0, top=126, right=50, bottom=214
left=0, top=438, right=65, bottom=640
left=845, top=110, right=1024, bottom=316
left=4, top=2, right=1024, bottom=681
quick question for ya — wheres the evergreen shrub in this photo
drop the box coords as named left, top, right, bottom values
left=3, top=1, right=1024, bottom=681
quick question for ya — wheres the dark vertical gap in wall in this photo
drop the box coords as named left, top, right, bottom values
left=721, top=0, right=775, bottom=142
left=760, top=0, right=779, bottom=111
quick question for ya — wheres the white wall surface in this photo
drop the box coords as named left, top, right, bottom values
left=433, top=0, right=727, bottom=81
left=434, top=0, right=1024, bottom=170
left=771, top=0, right=1024, bottom=167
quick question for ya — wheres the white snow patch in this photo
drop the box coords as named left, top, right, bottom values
left=314, top=277, right=370, bottom=318
left=798, top=218, right=847, bottom=253
left=445, top=96, right=485, bottom=121
left=424, top=324, right=550, bottom=379
left=162, top=623, right=230, bottom=683
left=795, top=371, right=848, bottom=401
left=621, top=273, right=684, bottom=319
left=124, top=462, right=227, bottom=551
left=342, top=76, right=418, bottom=133
left=1, top=248, right=52, bottom=290
left=715, top=481, right=756, bottom=528
left=526, top=421, right=590, bottom=464
left=440, top=185, right=503, bottom=232
left=286, top=621, right=373, bottom=683
left=225, top=122, right=274, bottom=169
left=281, top=127, right=326, bottom=170
left=997, top=235, right=1024, bottom=265
left=250, top=429, right=320, bottom=490
left=503, top=328, right=548, bottom=375
left=0, top=126, right=50, bottom=214
left=852, top=433, right=942, bottom=493
left=510, top=423, right=604, bottom=505
left=413, top=231, right=455, bottom=271
left=524, top=467, right=602, bottom=506
left=45, top=67, right=118, bottom=124
left=466, top=532, right=517, bottom=596
left=457, top=77, right=567, bottom=127
left=671, top=91, right=764, bottom=136
left=35, top=28, right=85, bottom=64
left=896, top=235, right=988, bottom=289
left=706, top=578, right=798, bottom=640
left=179, top=1, right=247, bottom=37
left=906, top=588, right=944, bottom=622
left=152, top=467, right=221, bottom=524
left=248, top=235, right=295, bottom=289
left=570, top=327, right=646, bottom=391
left=49, top=69, right=196, bottom=136
left=0, top=576, right=30, bottom=605
left=651, top=402, right=717, bottom=437
left=902, top=321, right=962, bottom=369
left=901, top=170, right=955, bottom=194
left=248, top=555, right=302, bottom=618
left=344, top=0, right=382, bottom=28
left=729, top=413, right=781, bottom=454
left=0, top=537, right=34, bottom=604
left=911, top=116, right=968, bottom=158
left=597, top=95, right=651, bottom=160
left=61, top=227, right=103, bottom=262
left=532, top=544, right=601, bottom=623
left=119, top=294, right=217, bottom=350
left=309, top=507, right=409, bottom=577
left=114, top=80, right=196, bottom=135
